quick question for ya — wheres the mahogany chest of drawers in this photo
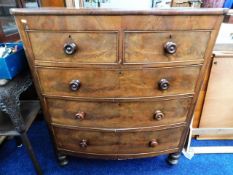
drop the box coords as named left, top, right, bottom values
left=11, top=8, right=227, bottom=165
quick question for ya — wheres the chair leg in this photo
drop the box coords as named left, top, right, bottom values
left=20, top=132, right=43, bottom=175
left=15, top=136, right=22, bottom=147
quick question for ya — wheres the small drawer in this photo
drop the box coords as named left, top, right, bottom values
left=53, top=125, right=185, bottom=156
left=124, top=31, right=210, bottom=64
left=47, top=97, right=192, bottom=128
left=28, top=31, right=118, bottom=64
left=37, top=65, right=201, bottom=98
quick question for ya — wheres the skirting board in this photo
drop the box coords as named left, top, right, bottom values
left=183, top=127, right=233, bottom=159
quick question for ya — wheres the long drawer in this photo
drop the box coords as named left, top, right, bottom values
left=22, top=15, right=218, bottom=31
left=124, top=31, right=210, bottom=64
left=53, top=125, right=185, bottom=156
left=47, top=97, right=192, bottom=128
left=37, top=65, right=201, bottom=98
left=28, top=31, right=118, bottom=64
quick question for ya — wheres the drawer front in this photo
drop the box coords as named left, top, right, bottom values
left=29, top=31, right=118, bottom=64
left=38, top=66, right=201, bottom=98
left=48, top=97, right=192, bottom=128
left=53, top=126, right=185, bottom=155
left=124, top=31, right=210, bottom=63
left=117, top=126, right=185, bottom=154
left=22, top=15, right=217, bottom=31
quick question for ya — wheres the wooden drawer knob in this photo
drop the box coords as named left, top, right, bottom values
left=149, top=139, right=158, bottom=147
left=158, top=79, right=169, bottom=90
left=164, top=41, right=177, bottom=54
left=69, top=80, right=81, bottom=91
left=79, top=139, right=88, bottom=148
left=64, top=42, right=77, bottom=55
left=74, top=112, right=85, bottom=120
left=154, top=110, right=164, bottom=121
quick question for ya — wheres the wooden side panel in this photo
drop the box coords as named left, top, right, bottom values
left=28, top=31, right=118, bottom=64
left=53, top=125, right=185, bottom=156
left=124, top=31, right=210, bottom=63
left=192, top=55, right=213, bottom=128
left=47, top=97, right=192, bottom=128
left=199, top=57, right=233, bottom=139
left=37, top=66, right=201, bottom=98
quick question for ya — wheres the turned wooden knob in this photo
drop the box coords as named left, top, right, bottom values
left=64, top=42, right=77, bottom=55
left=69, top=80, right=81, bottom=91
left=154, top=110, right=164, bottom=121
left=149, top=139, right=158, bottom=147
left=79, top=139, right=88, bottom=148
left=164, top=41, right=177, bottom=54
left=74, top=112, right=85, bottom=120
left=158, top=79, right=169, bottom=90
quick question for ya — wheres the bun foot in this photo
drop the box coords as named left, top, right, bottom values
left=58, top=154, right=69, bottom=166
left=167, top=152, right=181, bottom=165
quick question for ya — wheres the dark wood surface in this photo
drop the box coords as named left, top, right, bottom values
left=10, top=8, right=228, bottom=15
left=37, top=66, right=200, bottom=98
left=12, top=8, right=225, bottom=161
left=29, top=31, right=118, bottom=63
left=53, top=125, right=185, bottom=157
left=18, top=16, right=220, bottom=31
left=124, top=31, right=210, bottom=63
left=47, top=96, right=192, bottom=128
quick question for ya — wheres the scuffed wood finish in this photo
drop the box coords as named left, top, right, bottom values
left=53, top=125, right=185, bottom=156
left=10, top=8, right=227, bottom=15
left=11, top=8, right=226, bottom=161
left=16, top=15, right=218, bottom=31
left=124, top=31, right=210, bottom=64
left=122, top=16, right=219, bottom=31
left=47, top=97, right=192, bottom=128
left=23, top=16, right=121, bottom=31
left=37, top=66, right=201, bottom=98
left=28, top=31, right=118, bottom=64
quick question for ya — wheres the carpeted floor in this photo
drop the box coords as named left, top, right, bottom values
left=0, top=120, right=233, bottom=175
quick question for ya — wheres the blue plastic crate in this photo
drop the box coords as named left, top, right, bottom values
left=0, top=43, right=27, bottom=79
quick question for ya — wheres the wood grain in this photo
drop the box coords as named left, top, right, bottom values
left=37, top=66, right=201, bottom=98
left=199, top=56, right=233, bottom=139
left=13, top=15, right=220, bottom=31
left=28, top=31, right=118, bottom=64
left=10, top=8, right=228, bottom=16
left=47, top=97, right=192, bottom=128
left=11, top=8, right=225, bottom=160
left=124, top=31, right=210, bottom=63
left=23, top=16, right=121, bottom=30
left=192, top=55, right=214, bottom=128
left=122, top=15, right=219, bottom=31
left=53, top=125, right=185, bottom=157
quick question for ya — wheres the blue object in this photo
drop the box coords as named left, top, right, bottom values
left=0, top=43, right=27, bottom=79
left=224, top=0, right=233, bottom=8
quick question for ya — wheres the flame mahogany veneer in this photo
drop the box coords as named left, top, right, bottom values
left=11, top=8, right=227, bottom=165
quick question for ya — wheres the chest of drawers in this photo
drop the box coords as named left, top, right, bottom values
left=11, top=8, right=227, bottom=165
